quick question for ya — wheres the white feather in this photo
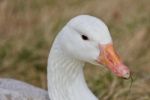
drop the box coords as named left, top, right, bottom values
left=0, top=15, right=112, bottom=100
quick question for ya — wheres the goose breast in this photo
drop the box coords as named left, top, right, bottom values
left=0, top=78, right=49, bottom=100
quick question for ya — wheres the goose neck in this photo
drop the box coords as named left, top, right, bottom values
left=47, top=43, right=98, bottom=100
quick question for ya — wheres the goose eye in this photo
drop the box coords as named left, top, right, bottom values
left=81, top=35, right=89, bottom=40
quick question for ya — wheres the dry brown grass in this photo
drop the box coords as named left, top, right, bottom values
left=0, top=0, right=150, bottom=100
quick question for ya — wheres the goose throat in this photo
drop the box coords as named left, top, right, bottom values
left=47, top=42, right=98, bottom=100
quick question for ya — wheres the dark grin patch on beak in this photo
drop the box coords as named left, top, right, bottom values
left=97, top=43, right=130, bottom=79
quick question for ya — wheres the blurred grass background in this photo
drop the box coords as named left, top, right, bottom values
left=0, top=0, right=150, bottom=100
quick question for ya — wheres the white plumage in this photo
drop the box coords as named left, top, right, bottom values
left=0, top=15, right=130, bottom=100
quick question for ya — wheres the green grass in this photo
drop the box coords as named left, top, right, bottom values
left=0, top=0, right=150, bottom=100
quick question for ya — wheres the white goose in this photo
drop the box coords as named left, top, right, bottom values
left=0, top=15, right=130, bottom=100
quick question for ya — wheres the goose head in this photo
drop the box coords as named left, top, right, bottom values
left=57, top=15, right=130, bottom=79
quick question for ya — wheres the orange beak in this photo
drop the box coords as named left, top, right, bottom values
left=97, top=43, right=130, bottom=79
